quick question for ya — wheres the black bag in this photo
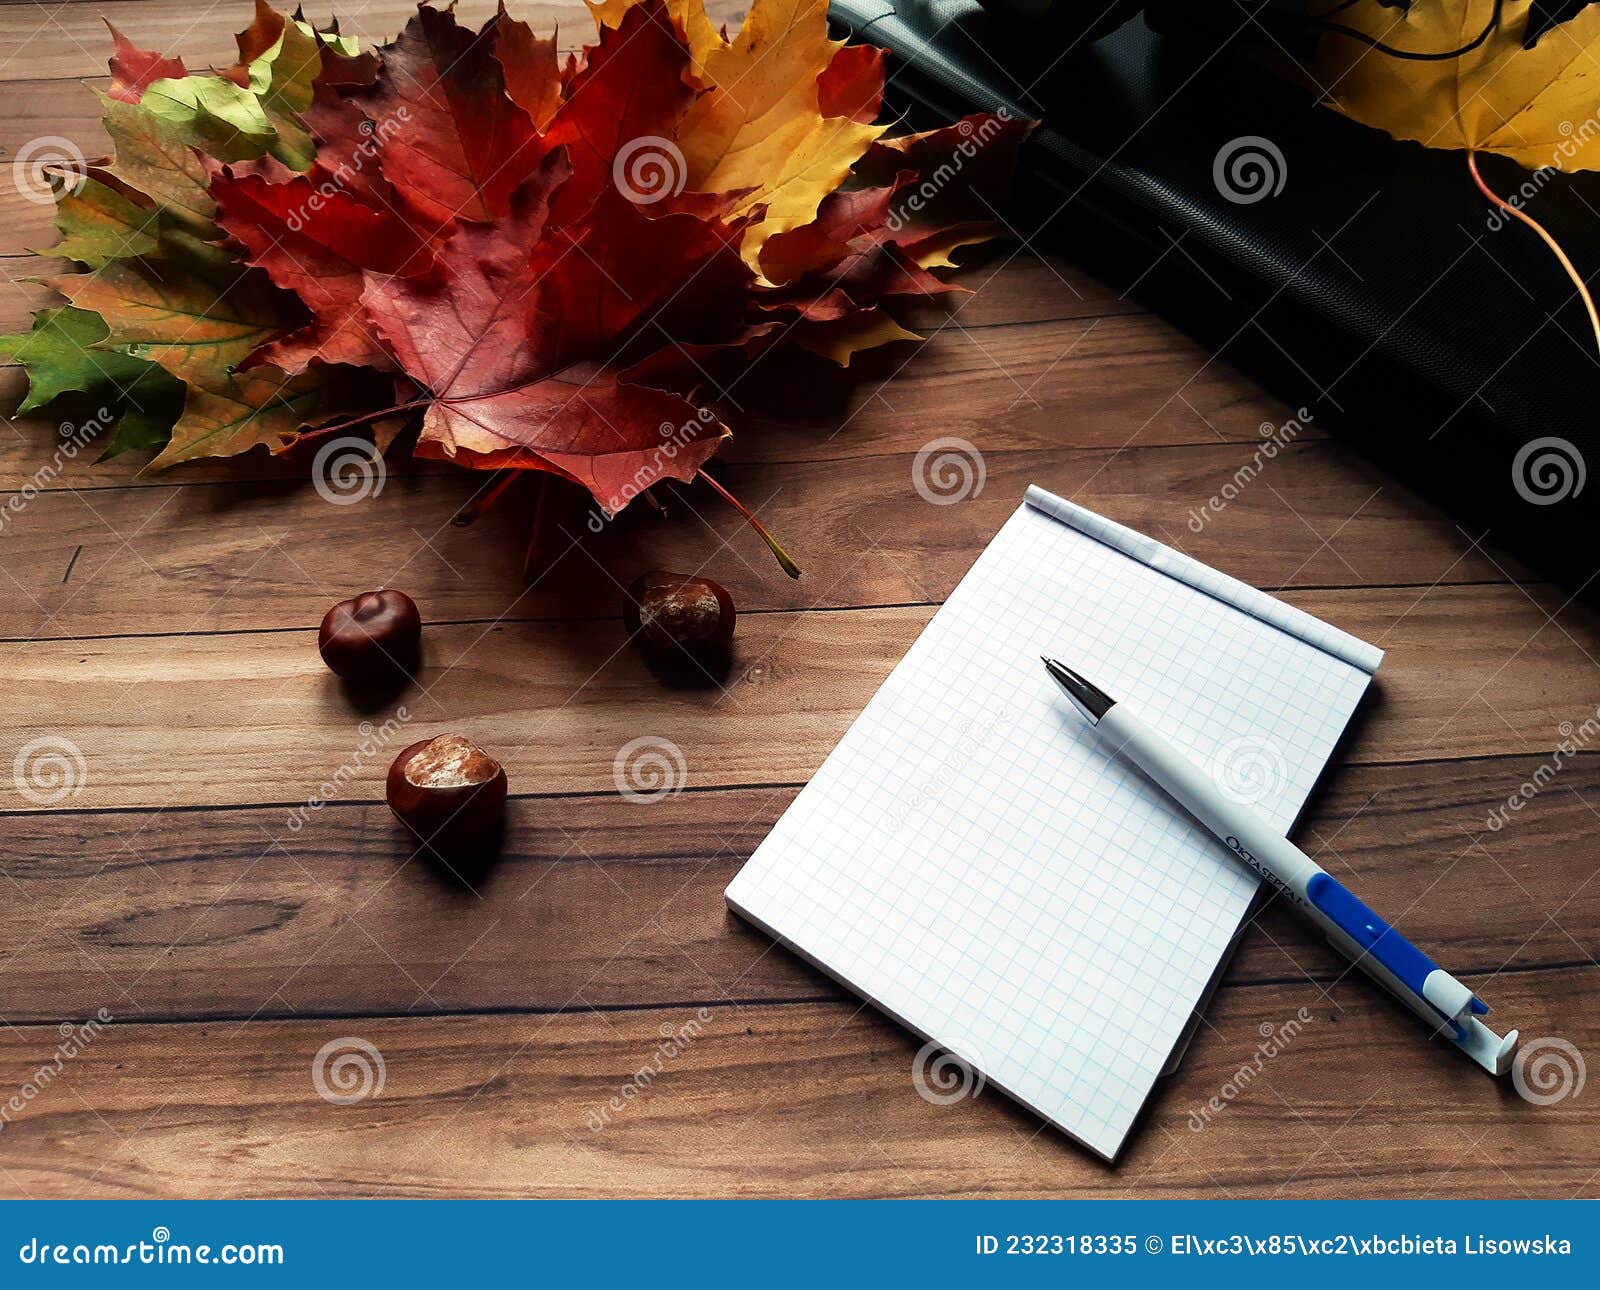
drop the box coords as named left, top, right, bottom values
left=834, top=0, right=1599, bottom=596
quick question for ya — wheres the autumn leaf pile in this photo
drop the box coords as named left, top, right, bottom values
left=2, top=0, right=1027, bottom=545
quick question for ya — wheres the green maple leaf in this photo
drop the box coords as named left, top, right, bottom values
left=96, top=93, right=218, bottom=234
left=0, top=307, right=186, bottom=458
left=46, top=177, right=161, bottom=267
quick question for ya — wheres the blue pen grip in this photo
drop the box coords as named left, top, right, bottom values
left=1305, top=873, right=1440, bottom=999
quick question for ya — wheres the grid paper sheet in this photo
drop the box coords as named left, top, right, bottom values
left=725, top=487, right=1382, bottom=1159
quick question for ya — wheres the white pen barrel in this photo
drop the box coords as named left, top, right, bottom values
left=1095, top=704, right=1327, bottom=900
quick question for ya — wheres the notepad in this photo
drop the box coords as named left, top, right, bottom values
left=726, top=486, right=1383, bottom=1160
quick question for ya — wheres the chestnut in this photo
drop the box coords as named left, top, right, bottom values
left=318, top=589, right=421, bottom=684
left=624, top=571, right=736, bottom=675
left=386, top=734, right=507, bottom=861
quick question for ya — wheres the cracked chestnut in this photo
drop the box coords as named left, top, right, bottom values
left=385, top=734, right=508, bottom=859
left=318, top=589, right=421, bottom=683
left=624, top=571, right=736, bottom=666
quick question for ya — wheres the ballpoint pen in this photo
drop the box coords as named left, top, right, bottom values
left=1042, top=656, right=1519, bottom=1075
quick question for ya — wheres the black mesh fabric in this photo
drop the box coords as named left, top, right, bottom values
left=836, top=0, right=1600, bottom=597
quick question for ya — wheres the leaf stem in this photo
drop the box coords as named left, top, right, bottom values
left=1467, top=149, right=1600, bottom=360
left=522, top=474, right=552, bottom=582
left=454, top=467, right=524, bottom=527
left=1312, top=0, right=1502, bottom=61
left=697, top=470, right=803, bottom=579
left=296, top=399, right=429, bottom=444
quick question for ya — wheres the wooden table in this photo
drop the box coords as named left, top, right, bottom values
left=2, top=0, right=1597, bottom=1199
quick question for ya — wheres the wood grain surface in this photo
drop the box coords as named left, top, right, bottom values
left=0, top=0, right=1594, bottom=1200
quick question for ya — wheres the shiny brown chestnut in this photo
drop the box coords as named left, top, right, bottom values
left=624, top=570, right=736, bottom=663
left=385, top=734, right=507, bottom=860
left=318, top=589, right=421, bottom=683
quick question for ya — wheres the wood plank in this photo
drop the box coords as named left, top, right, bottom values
left=2, top=310, right=1315, bottom=500
left=3, top=230, right=1133, bottom=329
left=1, top=586, right=1596, bottom=811
left=0, top=0, right=746, bottom=82
left=0, top=439, right=1500, bottom=641
left=0, top=756, right=1593, bottom=1023
left=0, top=260, right=1145, bottom=379
left=0, top=968, right=1591, bottom=1197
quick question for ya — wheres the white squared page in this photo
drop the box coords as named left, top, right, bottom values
left=726, top=487, right=1382, bottom=1160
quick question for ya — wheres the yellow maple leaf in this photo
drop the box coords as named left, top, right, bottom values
left=1316, top=0, right=1600, bottom=172
left=673, top=0, right=884, bottom=269
left=1316, top=1, right=1600, bottom=351
left=798, top=313, right=920, bottom=366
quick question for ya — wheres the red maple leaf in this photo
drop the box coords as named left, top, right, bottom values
left=360, top=151, right=751, bottom=510
left=353, top=3, right=543, bottom=232
left=209, top=155, right=437, bottom=373
left=537, top=0, right=694, bottom=227
left=105, top=21, right=186, bottom=103
left=817, top=44, right=885, bottom=124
